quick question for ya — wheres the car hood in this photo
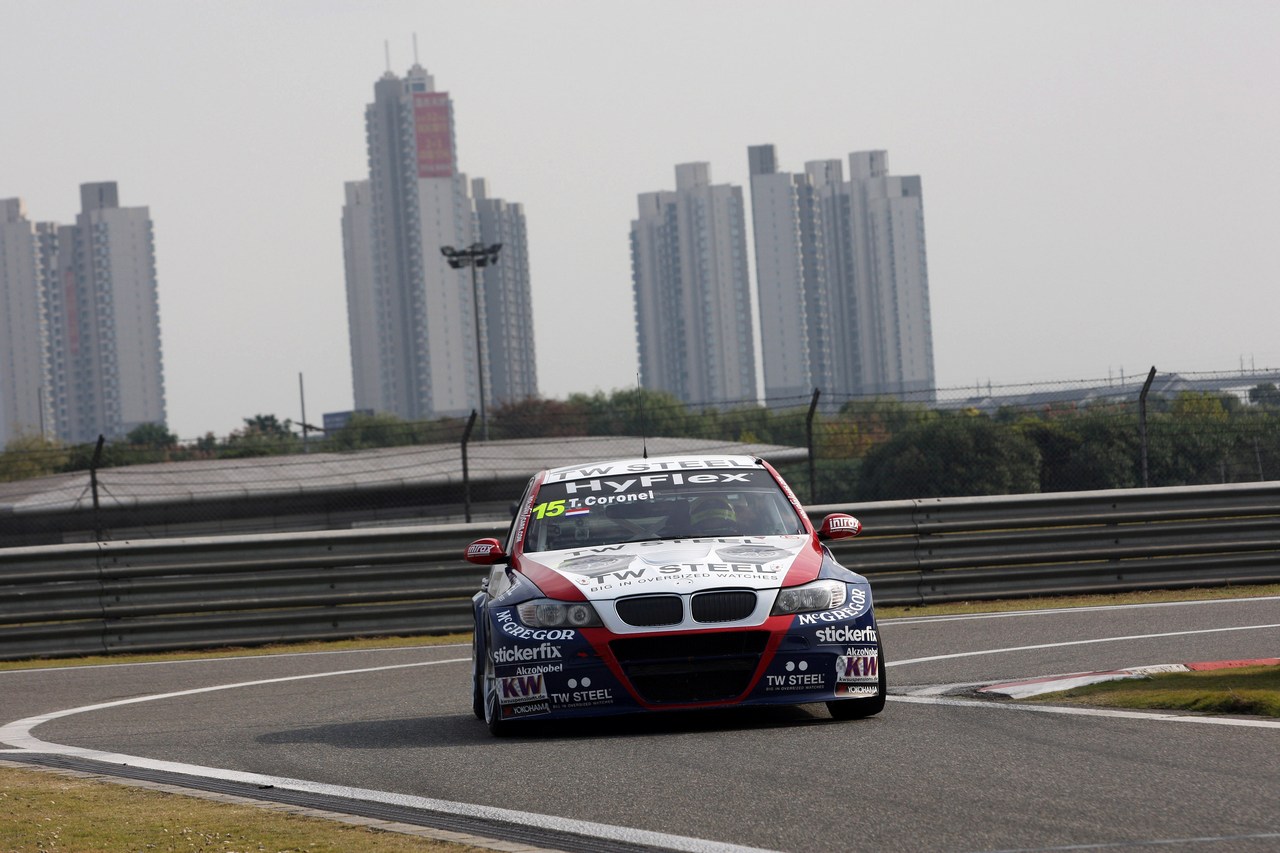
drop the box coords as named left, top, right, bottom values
left=520, top=535, right=819, bottom=599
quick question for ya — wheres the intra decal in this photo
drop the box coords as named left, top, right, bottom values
left=795, top=588, right=870, bottom=623
left=836, top=651, right=879, bottom=684
left=548, top=676, right=616, bottom=709
left=813, top=625, right=878, bottom=645
left=764, top=659, right=828, bottom=692
left=499, top=673, right=548, bottom=705
left=496, top=609, right=577, bottom=641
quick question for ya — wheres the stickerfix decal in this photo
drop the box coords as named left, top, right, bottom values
left=764, top=659, right=828, bottom=692
left=813, top=625, right=878, bottom=645
left=496, top=609, right=577, bottom=641
left=548, top=676, right=615, bottom=709
left=499, top=673, right=548, bottom=705
left=492, top=643, right=563, bottom=664
left=796, top=588, right=869, bottom=623
left=836, top=651, right=879, bottom=684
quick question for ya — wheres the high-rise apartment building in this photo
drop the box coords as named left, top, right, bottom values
left=0, top=184, right=165, bottom=446
left=0, top=198, right=52, bottom=446
left=631, top=163, right=757, bottom=406
left=342, top=62, right=536, bottom=421
left=748, top=145, right=935, bottom=402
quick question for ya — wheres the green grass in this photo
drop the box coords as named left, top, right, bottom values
left=0, top=764, right=480, bottom=852
left=1028, top=664, right=1280, bottom=717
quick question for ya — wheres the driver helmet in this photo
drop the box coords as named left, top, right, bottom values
left=690, top=496, right=736, bottom=531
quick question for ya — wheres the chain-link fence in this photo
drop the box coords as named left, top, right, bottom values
left=2, top=369, right=1278, bottom=546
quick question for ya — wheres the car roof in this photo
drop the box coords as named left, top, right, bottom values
left=541, top=454, right=764, bottom=482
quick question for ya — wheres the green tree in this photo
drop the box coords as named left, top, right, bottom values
left=222, top=413, right=299, bottom=458
left=0, top=434, right=70, bottom=482
left=855, top=414, right=1041, bottom=500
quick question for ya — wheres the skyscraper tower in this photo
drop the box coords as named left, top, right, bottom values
left=0, top=185, right=166, bottom=446
left=0, top=198, right=52, bottom=446
left=748, top=145, right=935, bottom=402
left=343, top=61, right=536, bottom=421
left=631, top=163, right=757, bottom=406
left=57, top=183, right=168, bottom=443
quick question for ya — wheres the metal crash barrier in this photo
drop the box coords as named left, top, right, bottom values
left=1, top=482, right=1278, bottom=660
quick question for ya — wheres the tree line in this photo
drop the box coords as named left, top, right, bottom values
left=3, top=385, right=1279, bottom=504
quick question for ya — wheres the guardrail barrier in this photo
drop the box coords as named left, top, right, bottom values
left=1, top=482, right=1277, bottom=660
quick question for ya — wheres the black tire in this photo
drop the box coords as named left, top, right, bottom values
left=827, top=645, right=886, bottom=720
left=471, top=628, right=485, bottom=720
left=481, top=643, right=512, bottom=737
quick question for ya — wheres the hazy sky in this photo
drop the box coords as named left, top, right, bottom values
left=4, top=1, right=1278, bottom=439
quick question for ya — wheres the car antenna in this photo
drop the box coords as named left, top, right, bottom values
left=637, top=371, right=648, bottom=459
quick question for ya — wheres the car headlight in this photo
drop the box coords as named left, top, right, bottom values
left=770, top=579, right=848, bottom=615
left=516, top=599, right=603, bottom=628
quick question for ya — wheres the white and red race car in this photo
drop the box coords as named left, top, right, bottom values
left=465, top=454, right=883, bottom=735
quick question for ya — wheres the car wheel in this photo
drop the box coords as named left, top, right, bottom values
left=827, top=644, right=886, bottom=720
left=481, top=638, right=512, bottom=737
left=471, top=626, right=485, bottom=720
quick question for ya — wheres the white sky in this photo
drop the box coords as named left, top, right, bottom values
left=4, top=0, right=1279, bottom=439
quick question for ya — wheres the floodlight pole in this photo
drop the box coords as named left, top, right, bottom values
left=441, top=242, right=502, bottom=441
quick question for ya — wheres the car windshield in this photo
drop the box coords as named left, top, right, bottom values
left=522, top=467, right=806, bottom=553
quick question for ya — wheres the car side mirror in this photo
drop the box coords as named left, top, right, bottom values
left=465, top=538, right=507, bottom=565
left=818, top=514, right=862, bottom=540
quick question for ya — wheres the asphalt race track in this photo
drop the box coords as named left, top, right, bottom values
left=2, top=596, right=1278, bottom=852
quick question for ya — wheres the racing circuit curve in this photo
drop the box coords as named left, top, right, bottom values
left=1, top=595, right=1277, bottom=852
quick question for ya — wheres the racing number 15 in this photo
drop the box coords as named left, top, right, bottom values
left=532, top=500, right=565, bottom=519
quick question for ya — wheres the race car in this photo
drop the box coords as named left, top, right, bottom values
left=464, top=454, right=884, bottom=735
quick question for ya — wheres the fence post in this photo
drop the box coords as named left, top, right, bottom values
left=90, top=434, right=105, bottom=541
left=806, top=388, right=821, bottom=503
left=461, top=410, right=478, bottom=522
left=1139, top=367, right=1157, bottom=488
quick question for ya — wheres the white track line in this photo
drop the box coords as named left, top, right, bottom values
left=884, top=594, right=1280, bottom=626
left=888, top=622, right=1280, bottom=667
left=0, top=657, right=773, bottom=853
left=887, top=694, right=1280, bottom=729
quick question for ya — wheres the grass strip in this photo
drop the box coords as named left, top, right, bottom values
left=1028, top=664, right=1280, bottom=717
left=0, top=764, right=480, bottom=852
left=875, top=583, right=1280, bottom=620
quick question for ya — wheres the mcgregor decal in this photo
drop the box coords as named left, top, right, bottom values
left=795, top=588, right=869, bottom=623
left=496, top=609, right=577, bottom=641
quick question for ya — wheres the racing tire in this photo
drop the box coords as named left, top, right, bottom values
left=826, top=644, right=886, bottom=720
left=471, top=628, right=485, bottom=720
left=481, top=639, right=512, bottom=737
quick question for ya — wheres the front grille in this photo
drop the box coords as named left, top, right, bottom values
left=616, top=595, right=683, bottom=626
left=691, top=590, right=757, bottom=623
left=609, top=631, right=770, bottom=704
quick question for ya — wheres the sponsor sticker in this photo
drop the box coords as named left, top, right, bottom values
left=813, top=625, right=878, bottom=645
left=548, top=676, right=616, bottom=709
left=796, top=587, right=870, bottom=623
left=835, top=684, right=880, bottom=698
left=499, top=673, right=548, bottom=705
left=496, top=609, right=577, bottom=642
left=764, top=659, right=828, bottom=692
left=836, top=651, right=879, bottom=684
